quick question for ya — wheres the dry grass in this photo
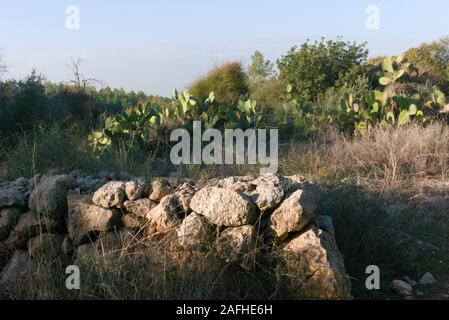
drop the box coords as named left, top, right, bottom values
left=280, top=122, right=449, bottom=192
left=1, top=229, right=307, bottom=300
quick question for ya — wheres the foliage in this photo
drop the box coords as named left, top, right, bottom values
left=248, top=51, right=275, bottom=84
left=278, top=37, right=369, bottom=102
left=189, top=62, right=249, bottom=104
left=249, top=76, right=285, bottom=110
left=404, top=37, right=449, bottom=94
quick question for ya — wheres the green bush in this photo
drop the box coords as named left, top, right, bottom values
left=189, top=62, right=249, bottom=104
left=278, top=37, right=369, bottom=102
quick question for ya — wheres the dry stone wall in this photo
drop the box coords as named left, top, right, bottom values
left=0, top=170, right=352, bottom=299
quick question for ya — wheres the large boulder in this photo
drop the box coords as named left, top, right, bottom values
left=146, top=195, right=180, bottom=234
left=92, top=181, right=126, bottom=208
left=281, top=226, right=352, bottom=300
left=123, top=198, right=157, bottom=217
left=249, top=175, right=285, bottom=212
left=177, top=212, right=213, bottom=248
left=28, top=175, right=75, bottom=218
left=67, top=195, right=122, bottom=246
left=267, top=185, right=320, bottom=241
left=218, top=225, right=257, bottom=270
left=6, top=212, right=65, bottom=248
left=0, top=250, right=36, bottom=285
left=190, top=187, right=256, bottom=227
left=28, top=233, right=64, bottom=258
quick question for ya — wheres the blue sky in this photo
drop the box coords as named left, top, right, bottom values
left=0, top=0, right=448, bottom=96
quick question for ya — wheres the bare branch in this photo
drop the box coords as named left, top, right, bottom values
left=67, top=56, right=102, bottom=90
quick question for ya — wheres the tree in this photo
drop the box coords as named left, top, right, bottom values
left=277, top=38, right=369, bottom=102
left=68, top=57, right=102, bottom=91
left=248, top=51, right=274, bottom=83
left=189, top=62, right=249, bottom=104
left=404, top=37, right=449, bottom=94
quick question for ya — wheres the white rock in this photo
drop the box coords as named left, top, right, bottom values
left=125, top=180, right=147, bottom=201
left=92, top=181, right=126, bottom=208
left=146, top=194, right=180, bottom=233
left=190, top=187, right=256, bottom=227
left=267, top=186, right=320, bottom=241
left=282, top=226, right=352, bottom=299
left=249, top=175, right=285, bottom=212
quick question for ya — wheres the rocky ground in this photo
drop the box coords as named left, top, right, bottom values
left=0, top=170, right=353, bottom=300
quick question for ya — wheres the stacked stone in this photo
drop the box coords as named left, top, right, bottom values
left=0, top=170, right=351, bottom=299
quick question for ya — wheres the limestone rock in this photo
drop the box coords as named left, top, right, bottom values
left=218, top=176, right=256, bottom=193
left=146, top=195, right=180, bottom=233
left=250, top=175, right=285, bottom=211
left=267, top=186, right=320, bottom=241
left=218, top=225, right=257, bottom=270
left=123, top=198, right=157, bottom=217
left=92, top=181, right=126, bottom=208
left=190, top=187, right=256, bottom=227
left=177, top=212, right=212, bottom=248
left=149, top=179, right=172, bottom=202
left=28, top=175, right=75, bottom=218
left=67, top=194, right=122, bottom=246
left=282, top=226, right=352, bottom=300
left=125, top=179, right=148, bottom=201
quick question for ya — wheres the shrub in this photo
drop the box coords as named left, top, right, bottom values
left=404, top=37, right=449, bottom=94
left=278, top=37, right=368, bottom=102
left=189, top=62, right=249, bottom=104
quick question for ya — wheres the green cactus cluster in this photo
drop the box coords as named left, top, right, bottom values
left=89, top=55, right=448, bottom=152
